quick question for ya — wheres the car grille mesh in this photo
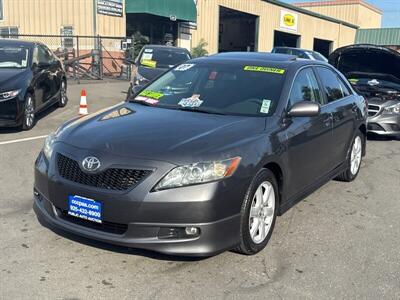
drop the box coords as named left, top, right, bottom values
left=57, top=154, right=151, bottom=191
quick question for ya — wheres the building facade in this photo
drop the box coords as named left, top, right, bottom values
left=0, top=0, right=385, bottom=57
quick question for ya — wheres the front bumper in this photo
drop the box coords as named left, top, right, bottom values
left=0, top=96, right=23, bottom=127
left=367, top=114, right=400, bottom=137
left=33, top=148, right=250, bottom=256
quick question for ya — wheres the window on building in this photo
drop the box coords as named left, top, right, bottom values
left=0, top=27, right=18, bottom=39
left=61, top=26, right=74, bottom=49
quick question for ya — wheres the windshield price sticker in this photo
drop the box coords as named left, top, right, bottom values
left=139, top=90, right=164, bottom=100
left=178, top=94, right=203, bottom=108
left=144, top=48, right=153, bottom=53
left=244, top=66, right=286, bottom=75
left=260, top=99, right=272, bottom=114
left=175, top=64, right=195, bottom=71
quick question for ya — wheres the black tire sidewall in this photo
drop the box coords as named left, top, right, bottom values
left=240, top=169, right=279, bottom=254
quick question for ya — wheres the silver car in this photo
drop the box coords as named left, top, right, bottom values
left=329, top=44, right=400, bottom=138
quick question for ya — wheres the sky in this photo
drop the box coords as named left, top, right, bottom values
left=284, top=0, right=400, bottom=28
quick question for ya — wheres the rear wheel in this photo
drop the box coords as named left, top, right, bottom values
left=21, top=94, right=35, bottom=131
left=234, top=169, right=278, bottom=255
left=58, top=80, right=68, bottom=107
left=336, top=130, right=363, bottom=182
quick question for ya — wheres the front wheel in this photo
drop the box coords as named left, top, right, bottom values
left=336, top=130, right=364, bottom=182
left=21, top=94, right=35, bottom=131
left=234, top=169, right=278, bottom=255
left=58, top=80, right=68, bottom=107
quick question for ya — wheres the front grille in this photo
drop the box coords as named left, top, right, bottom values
left=57, top=154, right=152, bottom=191
left=57, top=208, right=128, bottom=235
left=368, top=105, right=380, bottom=117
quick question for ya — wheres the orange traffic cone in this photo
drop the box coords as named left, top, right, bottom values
left=79, top=89, right=88, bottom=116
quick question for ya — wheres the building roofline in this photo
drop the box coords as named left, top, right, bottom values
left=294, top=0, right=382, bottom=15
left=263, top=0, right=359, bottom=29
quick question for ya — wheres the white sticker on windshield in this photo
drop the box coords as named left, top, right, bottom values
left=175, top=64, right=195, bottom=71
left=260, top=99, right=271, bottom=114
left=142, top=53, right=153, bottom=60
left=144, top=48, right=153, bottom=53
left=178, top=94, right=203, bottom=108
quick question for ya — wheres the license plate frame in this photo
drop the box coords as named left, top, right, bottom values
left=68, top=195, right=102, bottom=224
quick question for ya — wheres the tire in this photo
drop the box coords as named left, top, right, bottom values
left=336, top=130, right=364, bottom=182
left=21, top=93, right=36, bottom=131
left=234, top=169, right=278, bottom=255
left=58, top=80, right=68, bottom=108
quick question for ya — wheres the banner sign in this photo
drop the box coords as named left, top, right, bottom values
left=280, top=10, right=298, bottom=33
left=97, top=0, right=123, bottom=17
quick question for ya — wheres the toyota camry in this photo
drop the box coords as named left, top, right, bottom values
left=34, top=52, right=367, bottom=256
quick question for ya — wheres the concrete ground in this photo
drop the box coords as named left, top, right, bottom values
left=0, top=81, right=399, bottom=300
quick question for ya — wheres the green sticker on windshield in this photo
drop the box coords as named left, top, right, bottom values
left=244, top=66, right=286, bottom=74
left=348, top=78, right=359, bottom=85
left=139, top=90, right=164, bottom=100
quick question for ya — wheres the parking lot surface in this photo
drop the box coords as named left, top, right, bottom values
left=0, top=81, right=399, bottom=300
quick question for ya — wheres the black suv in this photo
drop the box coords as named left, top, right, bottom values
left=34, top=53, right=367, bottom=256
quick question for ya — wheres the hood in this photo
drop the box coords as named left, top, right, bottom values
left=329, top=45, right=400, bottom=100
left=0, top=68, right=29, bottom=91
left=138, top=66, right=166, bottom=81
left=57, top=103, right=266, bottom=165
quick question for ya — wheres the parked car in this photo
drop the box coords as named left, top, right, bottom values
left=329, top=44, right=400, bottom=138
left=34, top=52, right=367, bottom=256
left=0, top=39, right=67, bottom=130
left=127, top=45, right=191, bottom=98
left=272, top=47, right=328, bottom=62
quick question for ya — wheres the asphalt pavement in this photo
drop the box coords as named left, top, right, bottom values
left=0, top=80, right=399, bottom=299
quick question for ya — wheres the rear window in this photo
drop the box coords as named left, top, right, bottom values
left=139, top=48, right=190, bottom=69
left=316, top=67, right=350, bottom=102
left=134, top=63, right=287, bottom=116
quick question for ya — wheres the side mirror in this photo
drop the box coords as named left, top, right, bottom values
left=288, top=101, right=321, bottom=117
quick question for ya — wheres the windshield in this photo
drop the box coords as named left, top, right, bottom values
left=132, top=63, right=286, bottom=116
left=0, top=46, right=30, bottom=69
left=139, top=48, right=190, bottom=69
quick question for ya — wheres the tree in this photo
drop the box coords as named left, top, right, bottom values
left=191, top=39, right=208, bottom=58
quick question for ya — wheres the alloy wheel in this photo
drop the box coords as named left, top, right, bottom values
left=249, top=181, right=276, bottom=244
left=350, top=136, right=362, bottom=175
left=60, top=81, right=67, bottom=105
left=25, top=96, right=35, bottom=128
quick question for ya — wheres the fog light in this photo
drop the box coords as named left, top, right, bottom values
left=185, top=227, right=199, bottom=236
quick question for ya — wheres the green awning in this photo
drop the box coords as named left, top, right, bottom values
left=126, top=0, right=197, bottom=22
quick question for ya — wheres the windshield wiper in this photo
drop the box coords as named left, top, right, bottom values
left=175, top=106, right=227, bottom=115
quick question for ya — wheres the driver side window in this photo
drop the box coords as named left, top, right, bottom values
left=289, top=68, right=323, bottom=107
left=37, top=45, right=54, bottom=65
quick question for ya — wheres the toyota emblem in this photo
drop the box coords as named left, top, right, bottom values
left=82, top=156, right=101, bottom=172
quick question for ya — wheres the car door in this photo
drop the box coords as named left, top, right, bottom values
left=43, top=45, right=62, bottom=102
left=284, top=67, right=333, bottom=199
left=315, top=67, right=356, bottom=166
left=36, top=45, right=56, bottom=107
left=31, top=46, right=49, bottom=109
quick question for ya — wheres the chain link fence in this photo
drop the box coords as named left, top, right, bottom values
left=8, top=34, right=130, bottom=83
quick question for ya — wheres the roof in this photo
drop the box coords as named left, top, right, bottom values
left=263, top=0, right=359, bottom=29
left=294, top=0, right=382, bottom=14
left=0, top=39, right=36, bottom=47
left=355, top=28, right=400, bottom=46
left=211, top=52, right=297, bottom=61
left=144, top=45, right=189, bottom=51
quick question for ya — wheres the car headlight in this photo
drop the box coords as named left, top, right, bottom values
left=43, top=133, right=57, bottom=160
left=0, top=90, right=21, bottom=101
left=154, top=157, right=242, bottom=191
left=383, top=103, right=400, bottom=115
